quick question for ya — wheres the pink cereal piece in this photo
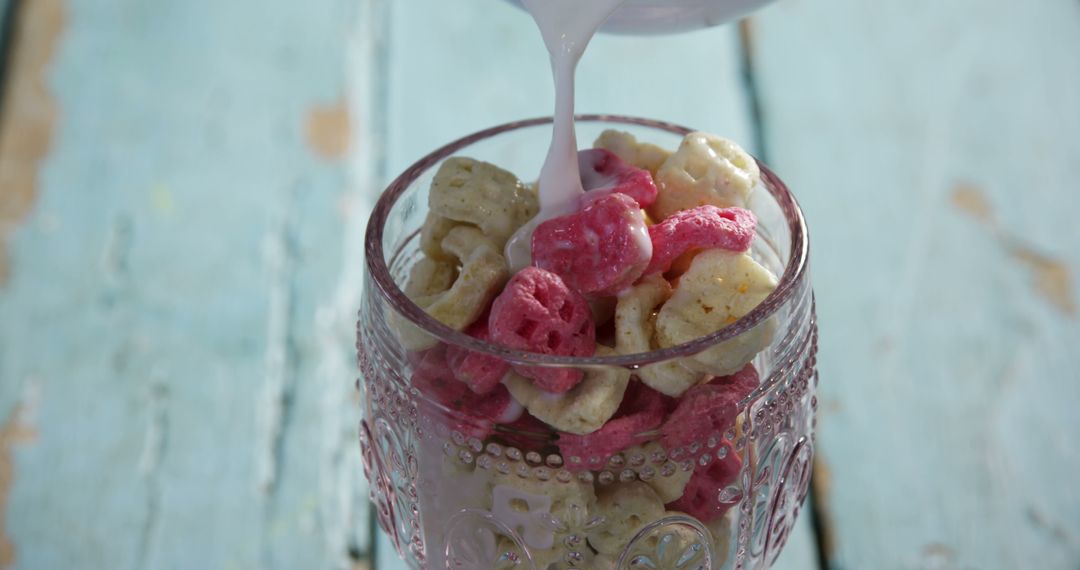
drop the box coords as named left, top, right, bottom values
left=666, top=439, right=742, bottom=522
left=489, top=267, right=595, bottom=393
left=659, top=364, right=760, bottom=452
left=557, top=382, right=672, bottom=471
left=411, top=344, right=515, bottom=438
left=446, top=316, right=510, bottom=395
left=578, top=148, right=659, bottom=208
left=644, top=206, right=757, bottom=276
left=532, top=192, right=652, bottom=297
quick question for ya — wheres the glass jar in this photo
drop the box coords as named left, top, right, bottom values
left=357, top=116, right=817, bottom=570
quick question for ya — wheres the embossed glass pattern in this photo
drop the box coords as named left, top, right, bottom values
left=357, top=116, right=817, bottom=570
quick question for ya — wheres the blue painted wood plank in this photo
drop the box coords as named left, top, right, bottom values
left=372, top=1, right=817, bottom=569
left=752, top=0, right=1080, bottom=567
left=0, top=0, right=375, bottom=568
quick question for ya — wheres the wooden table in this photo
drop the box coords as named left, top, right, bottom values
left=1, top=0, right=1077, bottom=568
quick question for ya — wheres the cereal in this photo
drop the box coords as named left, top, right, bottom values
left=557, top=381, right=671, bottom=471
left=422, top=225, right=510, bottom=333
left=532, top=192, right=652, bottom=297
left=446, top=315, right=510, bottom=395
left=644, top=205, right=757, bottom=276
left=578, top=148, right=658, bottom=208
left=419, top=212, right=462, bottom=261
left=614, top=275, right=703, bottom=397
left=621, top=441, right=694, bottom=503
left=660, top=364, right=759, bottom=452
left=429, top=157, right=539, bottom=248
left=420, top=456, right=493, bottom=566
left=666, top=439, right=742, bottom=523
left=404, top=255, right=457, bottom=299
left=651, top=132, right=760, bottom=221
left=489, top=267, right=595, bottom=393
left=593, top=129, right=672, bottom=176
left=393, top=126, right=789, bottom=561
left=587, top=481, right=666, bottom=555
left=392, top=255, right=458, bottom=351
left=656, top=249, right=777, bottom=376
left=489, top=468, right=597, bottom=551
left=504, top=346, right=630, bottom=435
left=411, top=345, right=520, bottom=438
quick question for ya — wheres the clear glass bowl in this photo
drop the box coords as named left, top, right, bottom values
left=357, top=116, right=817, bottom=570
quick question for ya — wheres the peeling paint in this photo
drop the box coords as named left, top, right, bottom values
left=0, top=390, right=41, bottom=568
left=305, top=96, right=352, bottom=160
left=1007, top=245, right=1077, bottom=316
left=920, top=542, right=957, bottom=568
left=0, top=0, right=66, bottom=283
left=951, top=183, right=1077, bottom=316
left=950, top=183, right=994, bottom=225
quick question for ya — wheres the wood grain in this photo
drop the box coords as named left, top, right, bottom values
left=752, top=0, right=1080, bottom=567
left=0, top=0, right=374, bottom=567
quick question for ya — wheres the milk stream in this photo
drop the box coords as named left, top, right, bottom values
left=504, top=0, right=629, bottom=272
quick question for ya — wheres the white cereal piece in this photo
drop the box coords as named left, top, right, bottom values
left=614, top=275, right=669, bottom=356
left=491, top=485, right=555, bottom=550
left=656, top=249, right=778, bottom=377
left=419, top=212, right=462, bottom=261
left=392, top=227, right=509, bottom=351
left=614, top=275, right=705, bottom=397
left=387, top=312, right=438, bottom=352
left=623, top=441, right=693, bottom=503
left=422, top=226, right=509, bottom=330
left=489, top=469, right=598, bottom=553
left=593, top=129, right=672, bottom=175
left=587, top=481, right=666, bottom=556
left=403, top=255, right=457, bottom=300
left=391, top=256, right=460, bottom=351
left=504, top=346, right=630, bottom=435
left=651, top=132, right=760, bottom=221
left=429, top=157, right=539, bottom=248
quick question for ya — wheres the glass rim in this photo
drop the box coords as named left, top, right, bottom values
left=365, top=114, right=809, bottom=368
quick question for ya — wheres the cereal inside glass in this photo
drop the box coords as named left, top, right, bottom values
left=357, top=116, right=817, bottom=570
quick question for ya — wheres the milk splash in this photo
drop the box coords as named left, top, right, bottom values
left=504, top=0, right=629, bottom=272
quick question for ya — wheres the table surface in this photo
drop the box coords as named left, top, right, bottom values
left=1, top=0, right=1078, bottom=569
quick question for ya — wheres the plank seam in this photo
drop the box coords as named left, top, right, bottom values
left=738, top=19, right=770, bottom=164
left=739, top=16, right=826, bottom=570
left=0, top=0, right=19, bottom=123
left=343, top=0, right=392, bottom=565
